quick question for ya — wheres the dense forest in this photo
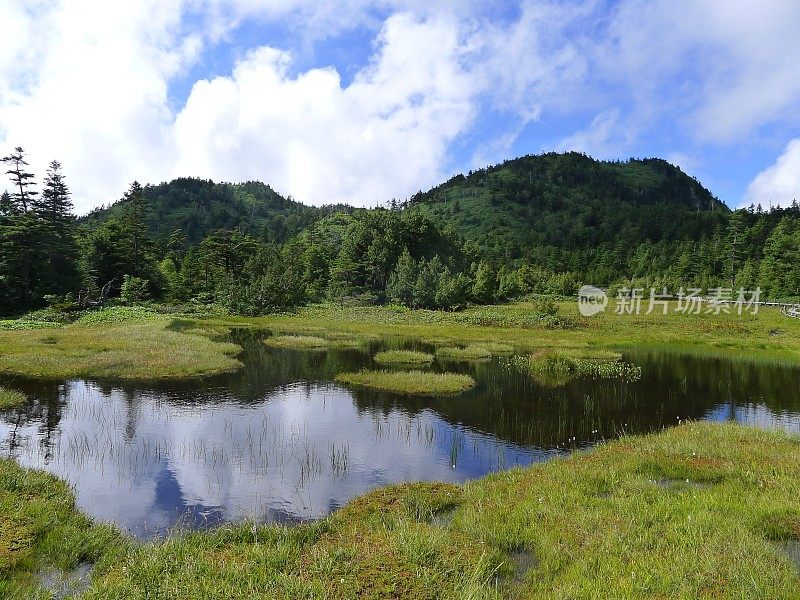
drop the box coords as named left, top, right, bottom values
left=2, top=147, right=799, bottom=317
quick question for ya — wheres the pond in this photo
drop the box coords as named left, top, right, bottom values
left=1, top=332, right=799, bottom=538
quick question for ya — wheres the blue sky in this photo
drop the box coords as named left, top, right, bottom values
left=1, top=0, right=799, bottom=213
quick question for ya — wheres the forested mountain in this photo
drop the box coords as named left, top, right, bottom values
left=405, top=153, right=730, bottom=281
left=3, top=148, right=800, bottom=317
left=80, top=178, right=347, bottom=245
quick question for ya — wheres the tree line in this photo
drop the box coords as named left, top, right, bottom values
left=3, top=146, right=800, bottom=318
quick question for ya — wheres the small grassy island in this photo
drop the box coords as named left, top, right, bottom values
left=336, top=369, right=476, bottom=395
left=373, top=350, right=434, bottom=366
left=435, top=344, right=493, bottom=361
left=263, top=334, right=329, bottom=350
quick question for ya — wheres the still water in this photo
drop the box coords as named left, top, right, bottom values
left=1, top=332, right=799, bottom=538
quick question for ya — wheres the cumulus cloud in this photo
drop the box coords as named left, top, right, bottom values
left=745, top=139, right=800, bottom=207
left=1, top=0, right=799, bottom=211
left=172, top=12, right=481, bottom=206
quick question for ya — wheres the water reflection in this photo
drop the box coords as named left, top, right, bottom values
left=0, top=334, right=798, bottom=537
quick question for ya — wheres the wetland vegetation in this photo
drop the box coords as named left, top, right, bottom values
left=373, top=350, right=434, bottom=366
left=0, top=388, right=25, bottom=409
left=3, top=423, right=799, bottom=599
left=336, top=369, right=476, bottom=396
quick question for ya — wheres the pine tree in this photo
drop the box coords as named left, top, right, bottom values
left=39, top=161, right=73, bottom=223
left=38, top=161, right=81, bottom=295
left=1, top=147, right=38, bottom=212
left=123, top=181, right=150, bottom=271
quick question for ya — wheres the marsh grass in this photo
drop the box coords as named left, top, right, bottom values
left=518, top=350, right=642, bottom=387
left=3, top=423, right=793, bottom=599
left=373, top=350, right=434, bottom=366
left=0, top=310, right=241, bottom=380
left=326, top=332, right=371, bottom=350
left=251, top=301, right=800, bottom=367
left=436, top=345, right=493, bottom=361
left=264, top=335, right=329, bottom=351
left=336, top=370, right=476, bottom=396
left=0, top=460, right=126, bottom=599
left=474, top=342, right=515, bottom=355
left=0, top=388, right=26, bottom=409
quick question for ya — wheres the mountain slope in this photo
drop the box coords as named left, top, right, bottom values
left=406, top=152, right=729, bottom=262
left=80, top=178, right=349, bottom=245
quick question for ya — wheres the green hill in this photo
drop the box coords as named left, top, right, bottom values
left=80, top=178, right=348, bottom=245
left=406, top=152, right=729, bottom=264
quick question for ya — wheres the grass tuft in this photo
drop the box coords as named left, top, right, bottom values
left=373, top=350, right=434, bottom=366
left=336, top=370, right=476, bottom=396
left=0, top=388, right=26, bottom=409
left=264, top=335, right=329, bottom=351
left=436, top=345, right=492, bottom=361
left=517, top=350, right=642, bottom=387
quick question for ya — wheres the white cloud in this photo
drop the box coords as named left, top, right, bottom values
left=172, top=12, right=481, bottom=206
left=600, top=0, right=800, bottom=143
left=745, top=139, right=800, bottom=207
left=1, top=0, right=800, bottom=211
left=0, top=0, right=197, bottom=211
left=555, top=109, right=626, bottom=158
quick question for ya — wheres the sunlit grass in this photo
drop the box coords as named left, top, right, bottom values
left=0, top=459, right=126, bottom=598
left=516, top=349, right=642, bottom=387
left=336, top=370, right=476, bottom=395
left=2, top=423, right=792, bottom=598
left=474, top=342, right=514, bottom=355
left=0, top=388, right=26, bottom=409
left=0, top=310, right=241, bottom=380
left=373, top=350, right=434, bottom=366
left=264, top=335, right=329, bottom=351
left=436, top=345, right=492, bottom=361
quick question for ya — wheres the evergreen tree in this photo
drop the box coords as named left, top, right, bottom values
left=39, top=160, right=81, bottom=295
left=386, top=248, right=417, bottom=306
left=123, top=181, right=150, bottom=272
left=472, top=260, right=497, bottom=304
left=1, top=147, right=37, bottom=212
left=412, top=256, right=443, bottom=309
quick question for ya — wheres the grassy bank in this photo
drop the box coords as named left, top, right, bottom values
left=1, top=299, right=800, bottom=381
left=250, top=302, right=800, bottom=366
left=4, top=423, right=798, bottom=598
left=0, top=460, right=125, bottom=599
left=0, top=307, right=241, bottom=380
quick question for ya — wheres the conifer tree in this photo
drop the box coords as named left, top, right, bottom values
left=1, top=147, right=37, bottom=212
